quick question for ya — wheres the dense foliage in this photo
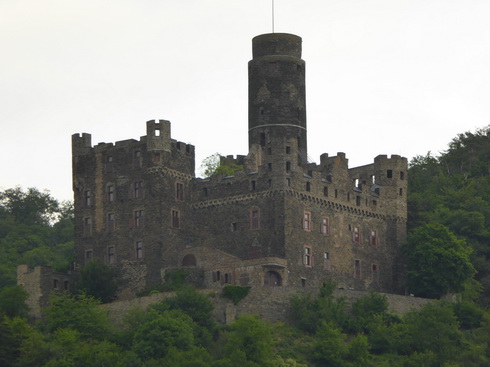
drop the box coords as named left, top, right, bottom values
left=200, top=153, right=244, bottom=177
left=2, top=285, right=489, bottom=366
left=0, top=187, right=74, bottom=291
left=407, top=126, right=490, bottom=302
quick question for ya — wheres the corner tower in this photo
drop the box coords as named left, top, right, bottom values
left=248, top=33, right=307, bottom=164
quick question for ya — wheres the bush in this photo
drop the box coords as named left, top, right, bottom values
left=222, top=285, right=251, bottom=305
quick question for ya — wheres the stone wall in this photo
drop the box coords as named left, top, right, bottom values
left=101, top=287, right=432, bottom=326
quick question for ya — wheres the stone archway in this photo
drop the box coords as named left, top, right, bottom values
left=181, top=254, right=197, bottom=267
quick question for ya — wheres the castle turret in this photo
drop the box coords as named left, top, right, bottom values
left=248, top=33, right=307, bottom=164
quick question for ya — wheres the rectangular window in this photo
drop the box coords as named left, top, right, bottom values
left=353, top=226, right=360, bottom=243
left=83, top=217, right=92, bottom=237
left=370, top=230, right=377, bottom=247
left=84, top=190, right=91, bottom=208
left=304, top=246, right=312, bottom=267
left=324, top=252, right=331, bottom=271
left=176, top=182, right=184, bottom=201
left=251, top=180, right=256, bottom=191
left=107, top=246, right=115, bottom=264
left=134, top=181, right=143, bottom=199
left=286, top=161, right=291, bottom=172
left=134, top=150, right=142, bottom=168
left=64, top=281, right=69, bottom=290
left=355, top=259, right=361, bottom=279
left=306, top=182, right=311, bottom=192
left=203, top=187, right=208, bottom=197
left=303, top=212, right=312, bottom=231
left=134, top=210, right=144, bottom=228
left=250, top=208, right=260, bottom=230
left=323, top=187, right=328, bottom=197
left=321, top=217, right=330, bottom=236
left=85, top=250, right=93, bottom=264
left=172, top=209, right=180, bottom=228
left=356, top=195, right=361, bottom=206
left=135, top=241, right=143, bottom=259
left=105, top=155, right=113, bottom=173
left=387, top=169, right=393, bottom=178
left=53, top=279, right=59, bottom=290
left=107, top=212, right=115, bottom=232
left=153, top=152, right=161, bottom=163
left=286, top=146, right=291, bottom=154
left=400, top=171, right=405, bottom=180
left=231, top=222, right=237, bottom=231
left=372, top=264, right=379, bottom=283
left=107, top=185, right=115, bottom=203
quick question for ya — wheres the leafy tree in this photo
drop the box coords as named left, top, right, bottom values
left=132, top=309, right=196, bottom=360
left=0, top=187, right=61, bottom=225
left=200, top=153, right=243, bottom=177
left=221, top=314, right=275, bottom=367
left=0, top=285, right=29, bottom=318
left=76, top=261, right=118, bottom=303
left=42, top=292, right=110, bottom=340
left=0, top=314, right=20, bottom=367
left=404, top=224, right=475, bottom=298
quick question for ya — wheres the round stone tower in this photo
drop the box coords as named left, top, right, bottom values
left=248, top=33, right=307, bottom=164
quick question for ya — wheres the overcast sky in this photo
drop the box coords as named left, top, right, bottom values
left=1, top=0, right=490, bottom=202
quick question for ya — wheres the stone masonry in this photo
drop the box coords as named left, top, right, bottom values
left=68, top=33, right=408, bottom=300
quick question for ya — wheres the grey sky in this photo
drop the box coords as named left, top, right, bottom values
left=1, top=0, right=489, bottom=202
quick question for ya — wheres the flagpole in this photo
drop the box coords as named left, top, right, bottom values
left=272, top=0, right=275, bottom=33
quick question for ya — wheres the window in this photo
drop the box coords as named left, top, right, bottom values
left=372, top=264, right=379, bottom=283
left=334, top=189, right=338, bottom=198
left=370, top=230, right=377, bottom=247
left=323, top=187, right=328, bottom=197
left=286, top=161, right=291, bottom=172
left=324, top=252, right=331, bottom=271
left=286, top=146, right=291, bottom=154
left=355, top=260, right=361, bottom=278
left=400, top=171, right=405, bottom=180
left=107, top=246, right=115, bottom=264
left=399, top=188, right=403, bottom=196
left=224, top=273, right=229, bottom=283
left=134, top=210, right=144, bottom=228
left=85, top=250, right=93, bottom=264
left=107, top=185, right=115, bottom=203
left=231, top=222, right=237, bottom=231
left=321, top=217, right=330, bottom=236
left=203, top=187, right=208, bottom=197
left=306, top=182, right=311, bottom=192
left=172, top=209, right=180, bottom=228
left=286, top=178, right=291, bottom=186
left=264, top=271, right=282, bottom=286
left=153, top=152, right=161, bottom=163
left=356, top=195, right=361, bottom=206
left=134, top=150, right=142, bottom=168
left=213, top=271, right=221, bottom=282
left=267, top=147, right=272, bottom=155
left=133, top=181, right=143, bottom=199
left=84, top=190, right=91, bottom=208
left=387, top=169, right=393, bottom=178
left=83, top=217, right=92, bottom=237
left=250, top=208, right=260, bottom=230
left=53, top=279, right=59, bottom=290
left=353, top=226, right=360, bottom=243
left=176, top=182, right=184, bottom=201
left=105, top=155, right=113, bottom=173
left=304, top=246, right=312, bottom=267
left=303, top=212, right=312, bottom=231
left=64, top=281, right=69, bottom=290
left=107, top=212, right=115, bottom=232
left=251, top=180, right=256, bottom=191
left=135, top=241, right=144, bottom=259
left=268, top=163, right=272, bottom=171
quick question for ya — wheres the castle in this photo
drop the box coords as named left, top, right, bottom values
left=20, top=33, right=408, bottom=308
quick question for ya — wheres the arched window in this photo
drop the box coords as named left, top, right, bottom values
left=264, top=271, right=282, bottom=286
left=182, top=254, right=197, bottom=267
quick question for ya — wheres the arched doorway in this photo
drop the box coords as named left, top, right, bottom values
left=264, top=270, right=282, bottom=286
left=181, top=254, right=197, bottom=267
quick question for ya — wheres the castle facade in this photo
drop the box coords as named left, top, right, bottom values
left=71, top=33, right=407, bottom=298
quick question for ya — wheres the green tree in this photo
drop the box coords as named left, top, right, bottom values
left=42, top=292, right=111, bottom=340
left=0, top=187, right=61, bottom=225
left=200, top=153, right=243, bottom=177
left=404, top=224, right=475, bottom=298
left=132, top=309, right=196, bottom=360
left=76, top=261, right=118, bottom=303
left=221, top=314, right=275, bottom=367
left=0, top=285, right=29, bottom=318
